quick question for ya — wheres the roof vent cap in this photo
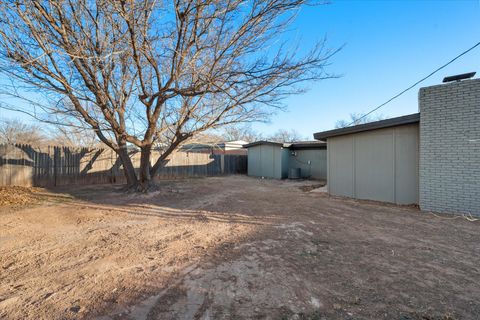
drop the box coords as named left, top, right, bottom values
left=443, top=72, right=476, bottom=83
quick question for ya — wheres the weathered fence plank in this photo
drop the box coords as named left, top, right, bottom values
left=0, top=143, right=247, bottom=187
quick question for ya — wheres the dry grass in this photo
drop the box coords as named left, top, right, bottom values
left=0, top=186, right=44, bottom=207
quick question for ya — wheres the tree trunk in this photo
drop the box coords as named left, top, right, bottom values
left=150, top=139, right=183, bottom=178
left=150, top=154, right=168, bottom=178
left=116, top=142, right=138, bottom=188
left=115, top=140, right=180, bottom=192
left=138, top=145, right=152, bottom=191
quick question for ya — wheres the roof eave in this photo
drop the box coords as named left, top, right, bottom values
left=243, top=141, right=285, bottom=148
left=313, top=113, right=420, bottom=140
left=290, top=142, right=327, bottom=149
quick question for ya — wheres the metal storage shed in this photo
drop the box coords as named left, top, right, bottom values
left=244, top=141, right=290, bottom=179
left=313, top=113, right=420, bottom=205
left=244, top=141, right=327, bottom=180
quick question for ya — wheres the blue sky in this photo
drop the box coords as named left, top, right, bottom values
left=1, top=1, right=479, bottom=140
left=252, top=0, right=480, bottom=138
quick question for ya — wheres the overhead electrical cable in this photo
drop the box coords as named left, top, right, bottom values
left=348, top=41, right=480, bottom=126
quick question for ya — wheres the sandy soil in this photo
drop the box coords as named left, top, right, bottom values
left=0, top=176, right=479, bottom=320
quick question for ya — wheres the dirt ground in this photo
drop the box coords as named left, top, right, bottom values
left=1, top=176, right=479, bottom=320
left=0, top=186, right=47, bottom=207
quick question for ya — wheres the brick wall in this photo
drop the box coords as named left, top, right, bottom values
left=419, top=78, right=480, bottom=216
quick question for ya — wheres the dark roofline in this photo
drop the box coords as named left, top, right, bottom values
left=243, top=140, right=285, bottom=148
left=290, top=142, right=326, bottom=149
left=313, top=113, right=420, bottom=140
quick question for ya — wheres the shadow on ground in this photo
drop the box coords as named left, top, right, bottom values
left=1, top=176, right=479, bottom=320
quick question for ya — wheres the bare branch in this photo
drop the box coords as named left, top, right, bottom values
left=0, top=0, right=337, bottom=190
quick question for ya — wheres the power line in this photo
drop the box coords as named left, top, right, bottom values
left=348, top=40, right=480, bottom=126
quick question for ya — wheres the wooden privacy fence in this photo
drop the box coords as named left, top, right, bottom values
left=0, top=143, right=247, bottom=187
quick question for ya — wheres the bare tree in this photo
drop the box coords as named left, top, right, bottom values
left=268, top=129, right=306, bottom=142
left=0, top=0, right=336, bottom=191
left=47, top=126, right=100, bottom=148
left=220, top=124, right=263, bottom=142
left=0, top=118, right=47, bottom=145
left=334, top=113, right=386, bottom=128
left=182, top=131, right=223, bottom=145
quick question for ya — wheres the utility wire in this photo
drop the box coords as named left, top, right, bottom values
left=348, top=41, right=480, bottom=126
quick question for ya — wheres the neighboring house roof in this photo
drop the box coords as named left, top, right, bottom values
left=243, top=140, right=327, bottom=149
left=313, top=113, right=420, bottom=140
left=219, top=140, right=249, bottom=149
left=181, top=140, right=248, bottom=151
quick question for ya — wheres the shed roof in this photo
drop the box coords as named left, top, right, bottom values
left=313, top=113, right=420, bottom=140
left=289, top=141, right=327, bottom=149
left=243, top=140, right=284, bottom=148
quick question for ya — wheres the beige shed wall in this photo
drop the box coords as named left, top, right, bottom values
left=327, top=123, right=419, bottom=205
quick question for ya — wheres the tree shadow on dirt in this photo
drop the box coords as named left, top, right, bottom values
left=45, top=177, right=295, bottom=225
left=28, top=177, right=480, bottom=320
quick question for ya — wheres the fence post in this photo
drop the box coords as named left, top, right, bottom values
left=7, top=144, right=11, bottom=186
left=220, top=154, right=225, bottom=174
left=53, top=146, right=58, bottom=186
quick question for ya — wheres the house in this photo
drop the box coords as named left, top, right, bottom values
left=314, top=76, right=480, bottom=216
left=244, top=140, right=327, bottom=180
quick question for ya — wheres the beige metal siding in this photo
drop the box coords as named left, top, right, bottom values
left=260, top=145, right=275, bottom=178
left=355, top=130, right=395, bottom=202
left=247, top=145, right=262, bottom=177
left=280, top=147, right=290, bottom=179
left=247, top=144, right=326, bottom=180
left=247, top=144, right=286, bottom=179
left=328, top=135, right=354, bottom=197
left=394, top=125, right=419, bottom=204
left=327, top=123, right=419, bottom=204
left=289, top=149, right=327, bottom=180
